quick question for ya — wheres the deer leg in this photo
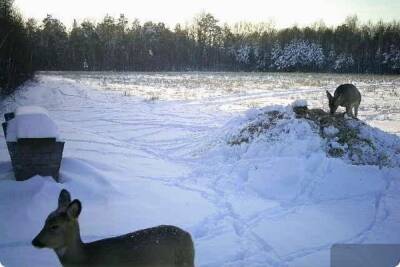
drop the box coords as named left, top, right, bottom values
left=346, top=106, right=353, bottom=117
left=354, top=104, right=359, bottom=118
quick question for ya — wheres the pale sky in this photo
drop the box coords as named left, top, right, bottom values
left=14, top=0, right=400, bottom=28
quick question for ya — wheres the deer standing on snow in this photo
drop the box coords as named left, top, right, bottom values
left=32, top=189, right=195, bottom=267
left=326, top=84, right=361, bottom=118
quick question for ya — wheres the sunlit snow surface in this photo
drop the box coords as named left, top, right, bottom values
left=0, top=72, right=399, bottom=267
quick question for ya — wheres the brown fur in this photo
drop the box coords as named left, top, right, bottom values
left=32, top=189, right=195, bottom=267
left=326, top=84, right=361, bottom=117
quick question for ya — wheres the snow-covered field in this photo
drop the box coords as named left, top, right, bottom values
left=0, top=72, right=399, bottom=267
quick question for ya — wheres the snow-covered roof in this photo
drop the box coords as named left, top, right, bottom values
left=5, top=106, right=59, bottom=142
left=15, top=106, right=50, bottom=116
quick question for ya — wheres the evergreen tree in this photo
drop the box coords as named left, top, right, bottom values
left=0, top=0, right=34, bottom=94
left=2, top=9, right=400, bottom=75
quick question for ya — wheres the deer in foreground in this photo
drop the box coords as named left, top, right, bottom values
left=32, top=189, right=195, bottom=267
left=326, top=83, right=361, bottom=118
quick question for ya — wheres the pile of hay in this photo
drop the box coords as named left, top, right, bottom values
left=227, top=110, right=286, bottom=146
left=228, top=103, right=400, bottom=167
left=293, top=106, right=385, bottom=165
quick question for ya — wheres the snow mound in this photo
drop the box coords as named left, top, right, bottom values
left=5, top=106, right=60, bottom=142
left=323, top=125, right=339, bottom=137
left=291, top=99, right=308, bottom=108
left=227, top=104, right=400, bottom=167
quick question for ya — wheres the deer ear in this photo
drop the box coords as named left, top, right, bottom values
left=66, top=200, right=82, bottom=219
left=58, top=189, right=71, bottom=209
left=326, top=90, right=333, bottom=100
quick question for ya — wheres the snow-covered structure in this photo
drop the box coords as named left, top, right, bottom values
left=2, top=106, right=64, bottom=181
left=5, top=106, right=60, bottom=142
left=291, top=99, right=308, bottom=108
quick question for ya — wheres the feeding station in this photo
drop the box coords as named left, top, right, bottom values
left=2, top=106, right=64, bottom=182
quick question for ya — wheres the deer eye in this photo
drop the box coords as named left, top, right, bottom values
left=50, top=225, right=59, bottom=230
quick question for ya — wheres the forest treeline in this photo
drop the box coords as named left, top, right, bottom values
left=31, top=14, right=400, bottom=74
left=1, top=0, right=400, bottom=94
left=0, top=0, right=33, bottom=94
